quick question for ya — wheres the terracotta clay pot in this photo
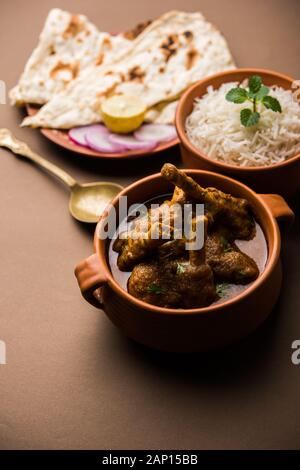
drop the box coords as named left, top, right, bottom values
left=176, top=68, right=300, bottom=197
left=75, top=170, right=294, bottom=353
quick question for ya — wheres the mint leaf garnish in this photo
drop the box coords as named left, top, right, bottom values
left=225, top=75, right=282, bottom=127
left=225, top=87, right=248, bottom=104
left=147, top=284, right=166, bottom=294
left=262, top=95, right=282, bottom=112
left=249, top=75, right=262, bottom=94
left=255, top=85, right=269, bottom=100
left=240, top=109, right=260, bottom=127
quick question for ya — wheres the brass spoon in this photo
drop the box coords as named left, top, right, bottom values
left=0, top=128, right=123, bottom=223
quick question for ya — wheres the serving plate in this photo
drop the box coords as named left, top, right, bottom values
left=26, top=105, right=179, bottom=160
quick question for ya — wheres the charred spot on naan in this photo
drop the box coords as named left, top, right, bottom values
left=49, top=45, right=56, bottom=56
left=50, top=61, right=80, bottom=82
left=94, top=38, right=113, bottom=66
left=63, top=14, right=85, bottom=39
left=183, top=30, right=194, bottom=41
left=102, top=37, right=112, bottom=51
left=93, top=83, right=119, bottom=112
left=96, top=83, right=119, bottom=99
left=104, top=71, right=126, bottom=82
left=160, top=35, right=179, bottom=62
left=128, top=66, right=145, bottom=82
left=123, top=20, right=152, bottom=40
left=95, top=52, right=104, bottom=66
left=186, top=48, right=200, bottom=70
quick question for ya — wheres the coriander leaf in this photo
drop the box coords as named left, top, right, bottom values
left=237, top=269, right=247, bottom=279
left=262, top=95, right=282, bottom=113
left=220, top=236, right=233, bottom=253
left=255, top=85, right=269, bottom=101
left=225, top=87, right=248, bottom=104
left=176, top=262, right=186, bottom=274
left=147, top=284, right=166, bottom=295
left=216, top=283, right=230, bottom=298
left=240, top=109, right=260, bottom=127
left=249, top=75, right=262, bottom=94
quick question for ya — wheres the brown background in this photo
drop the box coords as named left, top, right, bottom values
left=1, top=0, right=300, bottom=450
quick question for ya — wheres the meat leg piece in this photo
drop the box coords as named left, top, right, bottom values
left=114, top=186, right=186, bottom=271
left=161, top=163, right=255, bottom=240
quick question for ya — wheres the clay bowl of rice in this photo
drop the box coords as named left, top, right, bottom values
left=176, top=69, right=300, bottom=196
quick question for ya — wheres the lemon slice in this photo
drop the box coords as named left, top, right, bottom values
left=101, top=95, right=146, bottom=134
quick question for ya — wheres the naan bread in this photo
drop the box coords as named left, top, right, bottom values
left=145, top=100, right=179, bottom=124
left=10, top=8, right=132, bottom=106
left=22, top=10, right=236, bottom=128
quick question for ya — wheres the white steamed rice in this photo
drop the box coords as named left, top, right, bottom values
left=185, top=81, right=300, bottom=167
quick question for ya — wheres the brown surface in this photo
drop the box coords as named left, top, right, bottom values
left=0, top=0, right=300, bottom=450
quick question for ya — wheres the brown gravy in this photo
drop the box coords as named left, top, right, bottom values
left=108, top=195, right=268, bottom=306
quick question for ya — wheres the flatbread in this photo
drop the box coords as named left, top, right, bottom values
left=22, top=10, right=236, bottom=128
left=144, top=100, right=179, bottom=124
left=10, top=8, right=132, bottom=105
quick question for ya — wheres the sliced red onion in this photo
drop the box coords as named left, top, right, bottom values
left=68, top=125, right=108, bottom=147
left=68, top=127, right=89, bottom=147
left=134, top=124, right=177, bottom=143
left=108, top=133, right=158, bottom=151
left=85, top=127, right=125, bottom=153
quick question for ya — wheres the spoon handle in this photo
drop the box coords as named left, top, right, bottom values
left=0, top=128, right=77, bottom=189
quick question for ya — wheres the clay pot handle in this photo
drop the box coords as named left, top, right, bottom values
left=260, top=194, right=295, bottom=231
left=74, top=254, right=108, bottom=309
